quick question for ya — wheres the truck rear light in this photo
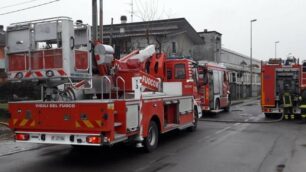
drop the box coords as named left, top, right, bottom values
left=86, top=136, right=102, bottom=144
left=264, top=108, right=272, bottom=112
left=46, top=70, right=54, bottom=77
left=16, top=133, right=30, bottom=141
left=15, top=72, right=24, bottom=79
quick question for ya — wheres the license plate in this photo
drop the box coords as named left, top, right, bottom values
left=51, top=135, right=65, bottom=142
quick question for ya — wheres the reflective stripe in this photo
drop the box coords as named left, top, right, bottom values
left=95, top=120, right=102, bottom=127
left=75, top=121, right=81, bottom=128
left=30, top=121, right=36, bottom=127
left=83, top=120, right=94, bottom=128
left=19, top=119, right=29, bottom=127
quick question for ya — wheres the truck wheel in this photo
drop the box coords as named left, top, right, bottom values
left=143, top=121, right=159, bottom=152
left=224, top=96, right=231, bottom=112
left=188, top=107, right=198, bottom=132
left=215, top=99, right=220, bottom=110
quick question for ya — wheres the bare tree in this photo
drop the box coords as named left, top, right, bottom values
left=134, top=0, right=163, bottom=22
left=134, top=0, right=165, bottom=45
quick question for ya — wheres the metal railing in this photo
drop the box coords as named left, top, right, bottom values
left=116, top=76, right=126, bottom=99
left=101, top=76, right=112, bottom=100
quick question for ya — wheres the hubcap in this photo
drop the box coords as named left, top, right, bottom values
left=148, top=126, right=156, bottom=146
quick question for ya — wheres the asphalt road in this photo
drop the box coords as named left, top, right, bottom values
left=1, top=100, right=306, bottom=172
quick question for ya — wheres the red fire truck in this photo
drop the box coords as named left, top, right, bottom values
left=261, top=58, right=303, bottom=119
left=6, top=17, right=203, bottom=152
left=196, top=61, right=231, bottom=113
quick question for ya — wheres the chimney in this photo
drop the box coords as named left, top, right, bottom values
left=0, top=25, right=3, bottom=32
left=120, top=16, right=127, bottom=24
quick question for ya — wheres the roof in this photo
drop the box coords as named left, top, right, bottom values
left=102, top=18, right=204, bottom=45
left=198, top=30, right=222, bottom=36
left=221, top=48, right=261, bottom=63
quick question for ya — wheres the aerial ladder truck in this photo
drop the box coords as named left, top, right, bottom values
left=5, top=14, right=204, bottom=151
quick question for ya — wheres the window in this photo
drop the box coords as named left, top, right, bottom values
left=174, top=64, right=186, bottom=79
left=213, top=71, right=221, bottom=94
left=167, top=70, right=172, bottom=80
left=172, top=42, right=177, bottom=54
left=232, top=73, right=236, bottom=83
left=303, top=62, right=306, bottom=72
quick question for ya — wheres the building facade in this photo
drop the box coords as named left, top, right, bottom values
left=221, top=48, right=261, bottom=99
left=101, top=17, right=261, bottom=100
left=102, top=18, right=203, bottom=59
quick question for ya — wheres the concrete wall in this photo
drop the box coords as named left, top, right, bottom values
left=221, top=48, right=261, bottom=67
left=196, top=32, right=222, bottom=62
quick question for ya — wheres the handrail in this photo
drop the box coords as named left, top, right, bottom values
left=116, top=76, right=126, bottom=99
left=101, top=76, right=112, bottom=100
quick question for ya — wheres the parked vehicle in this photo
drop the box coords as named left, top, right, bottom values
left=196, top=61, right=231, bottom=113
left=6, top=17, right=203, bottom=152
left=261, top=57, right=303, bottom=119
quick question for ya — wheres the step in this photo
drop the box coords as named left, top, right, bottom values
left=211, top=109, right=224, bottom=113
left=164, top=123, right=179, bottom=129
left=113, top=133, right=128, bottom=144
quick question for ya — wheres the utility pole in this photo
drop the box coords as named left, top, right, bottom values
left=130, top=0, right=134, bottom=22
left=250, top=19, right=257, bottom=97
left=92, top=0, right=98, bottom=41
left=99, top=0, right=103, bottom=42
left=110, top=17, right=113, bottom=46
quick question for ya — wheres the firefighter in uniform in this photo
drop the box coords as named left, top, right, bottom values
left=282, top=84, right=293, bottom=120
left=299, top=89, right=306, bottom=120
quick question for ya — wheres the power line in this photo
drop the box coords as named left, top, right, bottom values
left=0, top=0, right=42, bottom=10
left=0, top=0, right=60, bottom=16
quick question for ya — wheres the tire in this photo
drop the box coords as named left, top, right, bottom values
left=188, top=107, right=198, bottom=132
left=143, top=121, right=159, bottom=153
left=215, top=99, right=220, bottom=110
left=224, top=96, right=231, bottom=112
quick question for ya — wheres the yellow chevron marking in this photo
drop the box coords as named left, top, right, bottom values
left=95, top=120, right=102, bottom=127
left=20, top=119, right=28, bottom=127
left=13, top=119, right=18, bottom=125
left=30, top=121, right=35, bottom=127
left=83, top=120, right=94, bottom=128
left=75, top=121, right=81, bottom=128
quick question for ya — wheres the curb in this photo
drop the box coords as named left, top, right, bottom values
left=231, top=97, right=260, bottom=106
left=231, top=101, right=244, bottom=105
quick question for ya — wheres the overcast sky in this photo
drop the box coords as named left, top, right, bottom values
left=0, top=0, right=305, bottom=61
